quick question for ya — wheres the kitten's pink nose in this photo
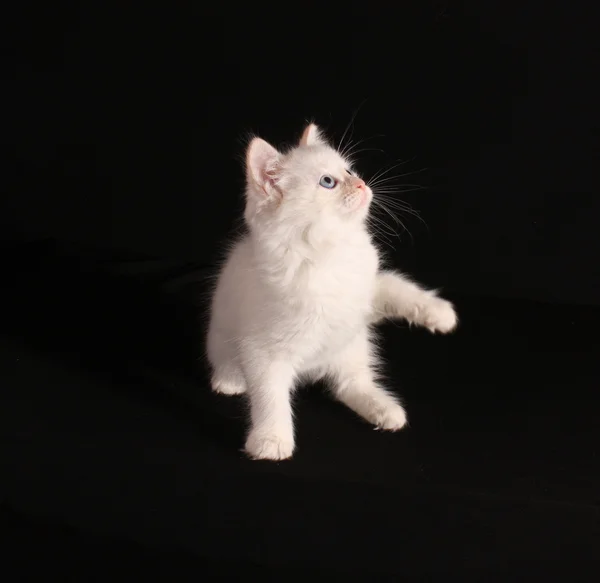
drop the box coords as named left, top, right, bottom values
left=354, top=178, right=366, bottom=190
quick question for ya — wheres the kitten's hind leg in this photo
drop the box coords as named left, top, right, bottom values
left=207, top=331, right=247, bottom=395
left=327, top=331, right=407, bottom=431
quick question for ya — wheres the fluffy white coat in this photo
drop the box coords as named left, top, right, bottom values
left=207, top=124, right=457, bottom=460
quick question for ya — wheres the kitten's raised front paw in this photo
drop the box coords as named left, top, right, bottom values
left=373, top=402, right=408, bottom=431
left=421, top=297, right=458, bottom=334
left=245, top=431, right=295, bottom=461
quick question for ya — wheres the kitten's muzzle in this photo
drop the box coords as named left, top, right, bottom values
left=354, top=178, right=367, bottom=191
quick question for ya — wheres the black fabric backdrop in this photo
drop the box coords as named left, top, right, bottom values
left=3, top=1, right=599, bottom=304
left=2, top=1, right=599, bottom=581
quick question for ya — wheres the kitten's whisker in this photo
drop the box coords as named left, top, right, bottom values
left=369, top=227, right=395, bottom=247
left=366, top=216, right=393, bottom=239
left=339, top=137, right=356, bottom=159
left=369, top=171, right=428, bottom=189
left=372, top=199, right=405, bottom=228
left=341, top=135, right=385, bottom=159
left=369, top=213, right=398, bottom=237
left=367, top=157, right=416, bottom=186
left=346, top=147, right=385, bottom=161
left=373, top=189, right=426, bottom=205
left=341, top=138, right=369, bottom=157
left=374, top=194, right=428, bottom=229
left=367, top=207, right=398, bottom=235
left=377, top=204, right=422, bottom=222
left=370, top=199, right=417, bottom=243
left=338, top=99, right=368, bottom=154
left=384, top=206, right=427, bottom=228
left=375, top=192, right=422, bottom=205
left=370, top=177, right=427, bottom=188
left=366, top=218, right=397, bottom=250
left=337, top=120, right=354, bottom=155
left=373, top=185, right=427, bottom=192
left=375, top=197, right=419, bottom=213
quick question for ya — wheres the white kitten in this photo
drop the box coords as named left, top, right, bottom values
left=207, top=123, right=457, bottom=460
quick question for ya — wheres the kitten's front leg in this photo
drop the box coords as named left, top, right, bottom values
left=371, top=270, right=458, bottom=333
left=242, top=358, right=296, bottom=461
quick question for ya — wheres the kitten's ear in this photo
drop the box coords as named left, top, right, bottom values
left=246, top=138, right=281, bottom=198
left=299, top=123, right=326, bottom=147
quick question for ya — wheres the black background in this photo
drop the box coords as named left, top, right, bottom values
left=2, top=2, right=600, bottom=580
left=3, top=1, right=598, bottom=304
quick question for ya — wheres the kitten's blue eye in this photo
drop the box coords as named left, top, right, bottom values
left=319, top=175, right=337, bottom=189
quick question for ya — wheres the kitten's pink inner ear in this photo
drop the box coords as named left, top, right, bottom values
left=299, top=123, right=323, bottom=146
left=246, top=138, right=280, bottom=195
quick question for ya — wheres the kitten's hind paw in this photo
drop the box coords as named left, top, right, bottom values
left=211, top=376, right=247, bottom=395
left=245, top=431, right=295, bottom=461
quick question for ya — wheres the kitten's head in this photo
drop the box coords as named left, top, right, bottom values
left=243, top=124, right=372, bottom=236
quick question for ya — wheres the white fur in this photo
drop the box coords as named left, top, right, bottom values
left=207, top=124, right=457, bottom=460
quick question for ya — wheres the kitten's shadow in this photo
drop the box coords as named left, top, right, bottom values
left=0, top=240, right=245, bottom=450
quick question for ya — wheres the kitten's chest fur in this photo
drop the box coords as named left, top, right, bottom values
left=298, top=246, right=377, bottom=314
left=259, top=234, right=379, bottom=361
